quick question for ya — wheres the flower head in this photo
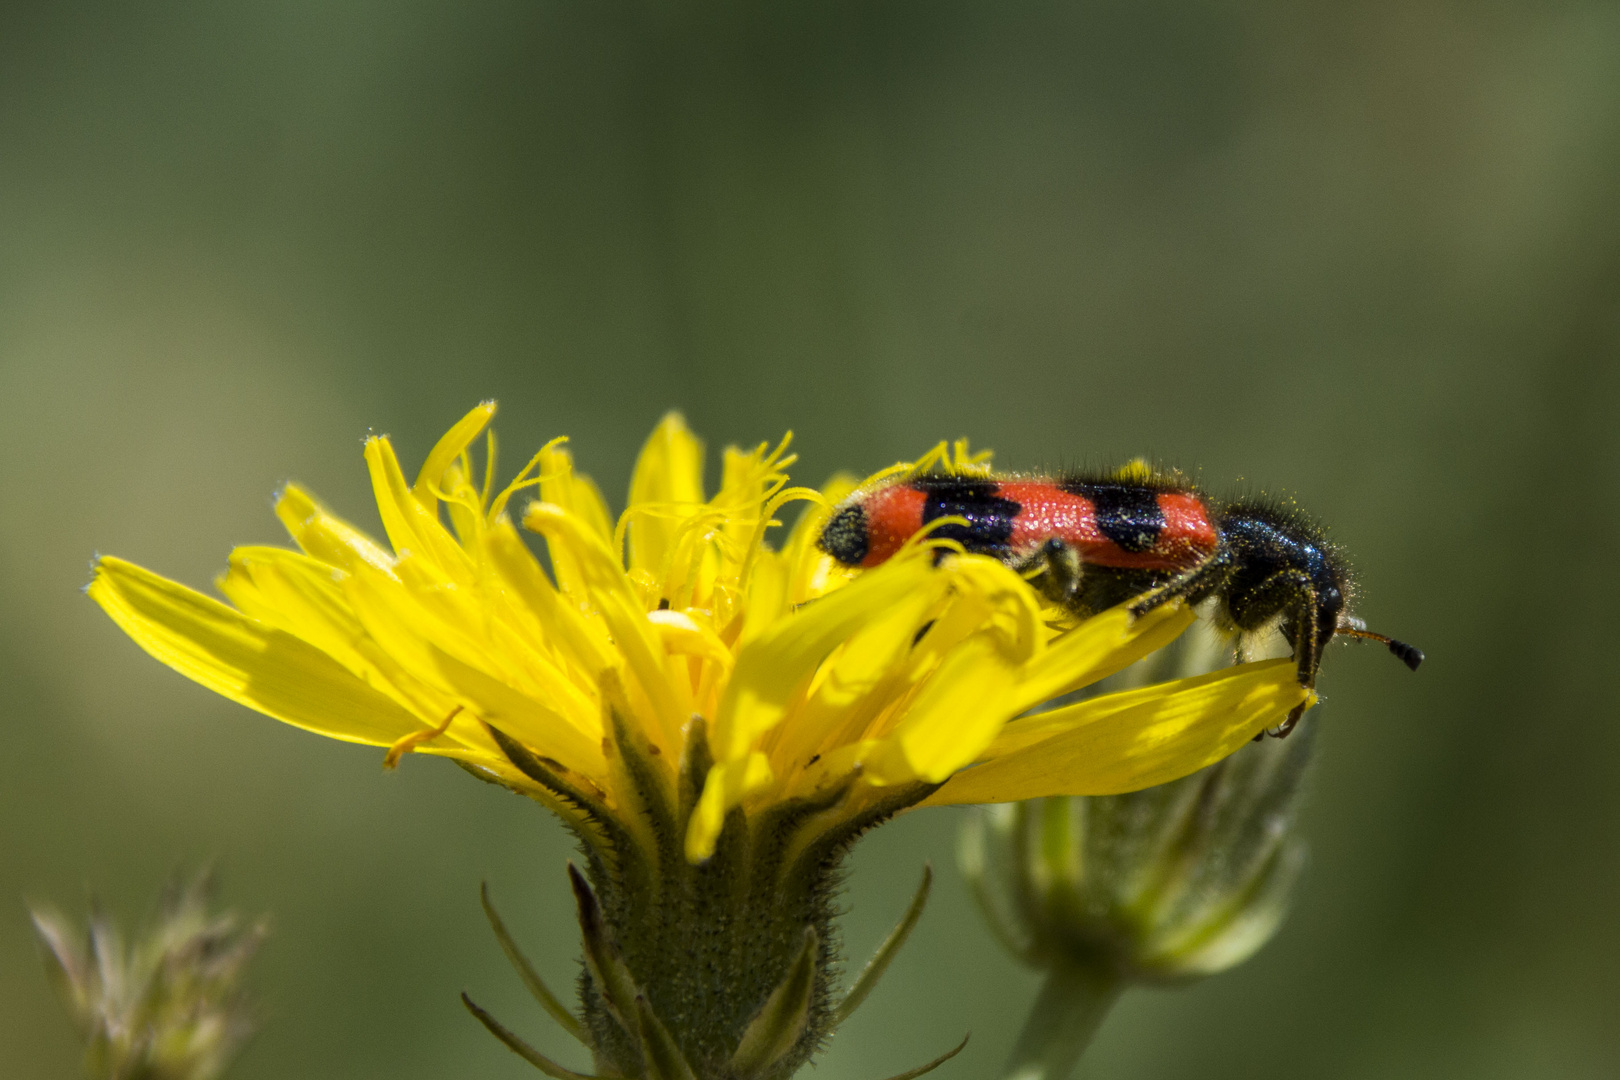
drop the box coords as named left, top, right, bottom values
left=88, top=405, right=1310, bottom=1080
left=90, top=404, right=1306, bottom=864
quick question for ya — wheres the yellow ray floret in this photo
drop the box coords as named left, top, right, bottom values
left=87, top=404, right=1308, bottom=863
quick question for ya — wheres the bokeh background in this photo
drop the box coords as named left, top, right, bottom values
left=4, top=1, right=1619, bottom=1077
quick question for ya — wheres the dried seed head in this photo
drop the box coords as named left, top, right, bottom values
left=31, top=870, right=267, bottom=1080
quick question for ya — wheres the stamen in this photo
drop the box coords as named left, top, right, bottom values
left=762, top=430, right=798, bottom=474
left=614, top=499, right=710, bottom=574
left=739, top=486, right=824, bottom=584
left=489, top=436, right=569, bottom=520
left=948, top=438, right=994, bottom=475
left=857, top=462, right=916, bottom=491
left=1112, top=457, right=1156, bottom=483
left=423, top=473, right=489, bottom=543
left=906, top=442, right=950, bottom=477
left=383, top=705, right=464, bottom=769
left=862, top=438, right=996, bottom=489
left=898, top=515, right=972, bottom=559
left=487, top=468, right=569, bottom=521
left=664, top=509, right=727, bottom=607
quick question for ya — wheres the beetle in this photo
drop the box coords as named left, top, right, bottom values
left=818, top=469, right=1421, bottom=735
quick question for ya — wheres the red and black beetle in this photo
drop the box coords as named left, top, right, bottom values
left=819, top=470, right=1422, bottom=735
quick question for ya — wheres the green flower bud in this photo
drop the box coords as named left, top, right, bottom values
left=960, top=723, right=1313, bottom=984
left=957, top=621, right=1321, bottom=1080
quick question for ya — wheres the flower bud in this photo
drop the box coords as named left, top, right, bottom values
left=961, top=720, right=1312, bottom=983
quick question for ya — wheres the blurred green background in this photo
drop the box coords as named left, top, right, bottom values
left=3, top=1, right=1619, bottom=1077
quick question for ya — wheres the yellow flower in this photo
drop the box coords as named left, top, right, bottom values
left=89, top=404, right=1314, bottom=1080
left=88, top=404, right=1308, bottom=865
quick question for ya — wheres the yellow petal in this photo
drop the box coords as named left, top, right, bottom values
left=217, top=546, right=417, bottom=712
left=647, top=609, right=733, bottom=668
left=593, top=587, right=687, bottom=753
left=686, top=752, right=773, bottom=862
left=364, top=436, right=473, bottom=581
left=413, top=401, right=496, bottom=506
left=569, top=472, right=615, bottom=545
left=523, top=502, right=684, bottom=752
left=274, top=484, right=394, bottom=573
left=737, top=547, right=790, bottom=646
left=919, top=659, right=1309, bottom=806
left=911, top=556, right=1043, bottom=667
left=627, top=412, right=705, bottom=576
left=219, top=547, right=359, bottom=647
left=343, top=551, right=599, bottom=738
left=88, top=557, right=425, bottom=746
left=765, top=583, right=942, bottom=772
left=438, top=460, right=487, bottom=544
left=483, top=518, right=617, bottom=677
left=220, top=547, right=496, bottom=748
left=1007, top=602, right=1196, bottom=717
left=530, top=442, right=613, bottom=597
left=427, top=645, right=604, bottom=776
left=717, top=442, right=766, bottom=552
left=870, top=633, right=1027, bottom=783
left=779, top=556, right=1037, bottom=784
left=710, top=554, right=939, bottom=764
left=524, top=502, right=642, bottom=603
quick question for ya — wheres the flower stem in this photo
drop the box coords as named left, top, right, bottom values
left=1000, top=961, right=1122, bottom=1080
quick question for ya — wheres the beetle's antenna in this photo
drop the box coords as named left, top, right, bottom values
left=1336, top=622, right=1424, bottom=671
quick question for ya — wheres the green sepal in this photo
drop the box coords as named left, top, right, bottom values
left=476, top=700, right=954, bottom=1080
left=481, top=882, right=589, bottom=1046
left=483, top=722, right=628, bottom=878
left=601, top=682, right=684, bottom=873
left=569, top=863, right=641, bottom=1029
left=675, top=715, right=715, bottom=838
left=461, top=993, right=608, bottom=1080
left=729, top=928, right=818, bottom=1080
left=635, top=994, right=698, bottom=1080
left=833, top=865, right=931, bottom=1026
left=873, top=1034, right=970, bottom=1080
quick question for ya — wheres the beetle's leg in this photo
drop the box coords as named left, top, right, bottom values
left=1128, top=547, right=1235, bottom=618
left=1264, top=571, right=1321, bottom=739
left=1016, top=537, right=1085, bottom=610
